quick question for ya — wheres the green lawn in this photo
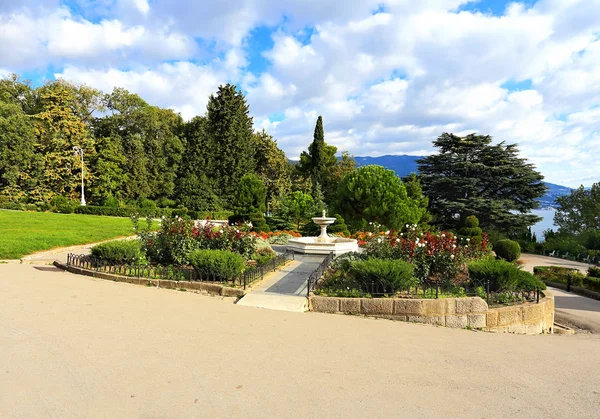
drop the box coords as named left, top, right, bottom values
left=0, top=210, right=139, bottom=259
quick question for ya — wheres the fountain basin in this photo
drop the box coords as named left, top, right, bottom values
left=287, top=236, right=359, bottom=256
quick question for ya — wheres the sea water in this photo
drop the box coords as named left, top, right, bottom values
left=530, top=209, right=558, bottom=240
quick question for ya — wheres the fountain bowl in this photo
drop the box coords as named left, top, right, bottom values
left=287, top=236, right=359, bottom=256
left=287, top=211, right=359, bottom=255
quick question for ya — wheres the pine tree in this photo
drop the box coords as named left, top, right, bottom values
left=205, top=84, right=255, bottom=205
left=417, top=133, right=547, bottom=232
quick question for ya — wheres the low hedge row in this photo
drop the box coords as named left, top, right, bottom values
left=91, top=240, right=145, bottom=265
left=469, top=258, right=544, bottom=292
left=533, top=266, right=600, bottom=292
left=0, top=201, right=233, bottom=221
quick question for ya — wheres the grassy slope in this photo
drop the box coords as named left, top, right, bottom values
left=0, top=211, right=137, bottom=259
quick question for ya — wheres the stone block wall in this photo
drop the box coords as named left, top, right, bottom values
left=309, top=292, right=555, bottom=335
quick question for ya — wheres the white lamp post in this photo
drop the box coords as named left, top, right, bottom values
left=73, top=146, right=86, bottom=206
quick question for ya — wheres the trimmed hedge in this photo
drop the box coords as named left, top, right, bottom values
left=188, top=249, right=246, bottom=282
left=589, top=266, right=600, bottom=277
left=91, top=240, right=145, bottom=264
left=494, top=239, right=521, bottom=262
left=349, top=258, right=417, bottom=293
left=469, top=259, right=545, bottom=292
left=533, top=266, right=585, bottom=287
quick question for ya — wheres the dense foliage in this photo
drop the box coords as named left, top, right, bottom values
left=418, top=133, right=546, bottom=232
left=188, top=249, right=246, bottom=282
left=91, top=240, right=145, bottom=265
left=494, top=239, right=521, bottom=262
left=468, top=259, right=544, bottom=293
left=335, top=165, right=424, bottom=230
left=554, top=182, right=600, bottom=235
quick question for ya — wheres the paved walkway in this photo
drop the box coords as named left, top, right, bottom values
left=519, top=253, right=593, bottom=274
left=1, top=263, right=600, bottom=419
left=519, top=254, right=600, bottom=332
left=237, top=252, right=325, bottom=312
left=549, top=287, right=600, bottom=333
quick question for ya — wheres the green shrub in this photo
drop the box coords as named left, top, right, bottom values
left=75, top=205, right=134, bottom=217
left=469, top=259, right=545, bottom=292
left=156, top=197, right=176, bottom=208
left=458, top=215, right=483, bottom=238
left=24, top=204, right=38, bottom=211
left=250, top=212, right=270, bottom=233
left=583, top=277, right=600, bottom=292
left=265, top=216, right=293, bottom=231
left=588, top=266, right=600, bottom=277
left=301, top=220, right=320, bottom=237
left=267, top=234, right=293, bottom=245
left=251, top=247, right=277, bottom=266
left=188, top=249, right=245, bottom=282
left=138, top=198, right=157, bottom=211
left=494, top=239, right=521, bottom=262
left=50, top=195, right=78, bottom=214
left=103, top=196, right=121, bottom=208
left=328, top=214, right=351, bottom=236
left=0, top=202, right=23, bottom=210
left=349, top=258, right=417, bottom=293
left=533, top=266, right=584, bottom=287
left=91, top=240, right=145, bottom=264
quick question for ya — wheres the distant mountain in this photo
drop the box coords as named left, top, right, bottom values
left=354, top=155, right=571, bottom=209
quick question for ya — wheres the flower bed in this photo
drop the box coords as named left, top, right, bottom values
left=314, top=225, right=544, bottom=306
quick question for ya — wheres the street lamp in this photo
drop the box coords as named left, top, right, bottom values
left=73, top=146, right=86, bottom=206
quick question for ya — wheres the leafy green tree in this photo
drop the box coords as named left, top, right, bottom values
left=0, top=100, right=39, bottom=202
left=88, top=135, right=127, bottom=203
left=404, top=173, right=432, bottom=227
left=0, top=74, right=41, bottom=115
left=33, top=81, right=95, bottom=203
left=279, top=191, right=315, bottom=230
left=417, top=133, right=546, bottom=232
left=233, top=173, right=267, bottom=217
left=95, top=88, right=184, bottom=201
left=336, top=165, right=423, bottom=230
left=253, top=130, right=292, bottom=212
left=554, top=183, right=600, bottom=234
left=324, top=151, right=356, bottom=200
left=205, top=84, right=255, bottom=205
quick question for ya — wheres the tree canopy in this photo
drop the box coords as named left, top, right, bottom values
left=554, top=183, right=600, bottom=234
left=417, top=133, right=546, bottom=232
left=336, top=165, right=424, bottom=230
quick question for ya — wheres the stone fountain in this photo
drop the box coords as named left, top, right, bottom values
left=287, top=210, right=359, bottom=255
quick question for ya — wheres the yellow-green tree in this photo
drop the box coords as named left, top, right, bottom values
left=33, top=82, right=95, bottom=203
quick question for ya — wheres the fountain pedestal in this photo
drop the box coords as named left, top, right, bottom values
left=287, top=212, right=359, bottom=256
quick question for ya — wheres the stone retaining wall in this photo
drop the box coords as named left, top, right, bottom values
left=54, top=261, right=245, bottom=298
left=310, top=292, right=554, bottom=334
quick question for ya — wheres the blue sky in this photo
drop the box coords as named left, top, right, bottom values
left=1, top=0, right=599, bottom=186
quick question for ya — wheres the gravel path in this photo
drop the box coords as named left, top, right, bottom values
left=1, top=264, right=600, bottom=418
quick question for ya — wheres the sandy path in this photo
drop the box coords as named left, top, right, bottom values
left=1, top=264, right=600, bottom=419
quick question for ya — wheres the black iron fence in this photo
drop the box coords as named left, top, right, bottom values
left=352, top=279, right=541, bottom=306
left=67, top=250, right=292, bottom=290
left=307, top=252, right=335, bottom=296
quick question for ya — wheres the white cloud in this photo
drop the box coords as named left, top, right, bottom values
left=57, top=61, right=232, bottom=120
left=1, top=0, right=600, bottom=186
left=0, top=8, right=197, bottom=70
